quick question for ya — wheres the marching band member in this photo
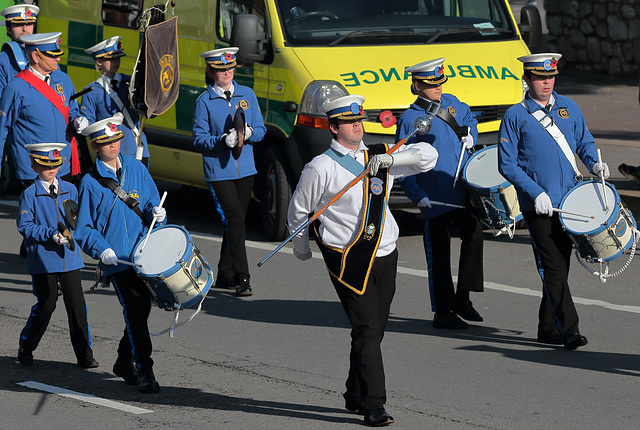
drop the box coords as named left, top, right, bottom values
left=396, top=58, right=485, bottom=329
left=287, top=95, right=438, bottom=427
left=0, top=32, right=88, bottom=187
left=74, top=116, right=165, bottom=393
left=81, top=36, right=150, bottom=166
left=16, top=142, right=97, bottom=369
left=498, top=53, right=605, bottom=350
left=0, top=3, right=39, bottom=93
left=192, top=47, right=266, bottom=297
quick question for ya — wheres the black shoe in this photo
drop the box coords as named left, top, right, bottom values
left=345, top=398, right=364, bottom=415
left=77, top=357, right=99, bottom=368
left=17, top=347, right=33, bottom=366
left=537, top=329, right=564, bottom=345
left=113, top=358, right=138, bottom=385
left=454, top=300, right=483, bottom=322
left=433, top=311, right=469, bottom=329
left=215, top=277, right=236, bottom=290
left=619, top=163, right=640, bottom=185
left=236, top=278, right=253, bottom=297
left=364, top=408, right=394, bottom=427
left=137, top=368, right=160, bottom=393
left=564, top=333, right=588, bottom=350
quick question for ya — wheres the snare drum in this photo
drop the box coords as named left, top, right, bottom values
left=132, top=225, right=214, bottom=310
left=559, top=180, right=636, bottom=262
left=462, top=145, right=522, bottom=230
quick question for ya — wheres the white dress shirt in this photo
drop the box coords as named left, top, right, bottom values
left=287, top=140, right=438, bottom=257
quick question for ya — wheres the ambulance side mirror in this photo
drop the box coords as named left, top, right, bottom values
left=231, top=14, right=268, bottom=64
left=519, top=5, right=542, bottom=53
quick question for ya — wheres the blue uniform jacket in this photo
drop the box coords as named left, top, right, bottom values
left=498, top=91, right=598, bottom=212
left=0, top=43, right=27, bottom=95
left=0, top=68, right=80, bottom=181
left=80, top=73, right=149, bottom=158
left=17, top=179, right=84, bottom=275
left=192, top=80, right=266, bottom=182
left=74, top=154, right=162, bottom=276
left=396, top=94, right=478, bottom=218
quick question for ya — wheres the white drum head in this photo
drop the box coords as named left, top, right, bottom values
left=133, top=226, right=188, bottom=275
left=464, top=146, right=509, bottom=189
left=559, top=182, right=617, bottom=233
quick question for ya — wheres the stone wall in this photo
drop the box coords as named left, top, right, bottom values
left=543, top=0, right=640, bottom=77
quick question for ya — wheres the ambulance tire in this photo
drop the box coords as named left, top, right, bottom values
left=260, top=146, right=291, bottom=241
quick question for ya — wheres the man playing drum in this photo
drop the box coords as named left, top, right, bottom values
left=497, top=53, right=607, bottom=350
left=396, top=58, right=485, bottom=330
left=74, top=115, right=166, bottom=392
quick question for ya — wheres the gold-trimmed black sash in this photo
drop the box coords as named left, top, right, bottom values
left=314, top=143, right=389, bottom=295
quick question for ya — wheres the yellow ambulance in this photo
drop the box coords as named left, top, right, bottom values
left=37, top=0, right=541, bottom=240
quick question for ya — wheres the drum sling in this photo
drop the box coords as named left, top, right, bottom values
left=415, top=97, right=469, bottom=138
left=88, top=165, right=150, bottom=228
left=313, top=143, right=389, bottom=295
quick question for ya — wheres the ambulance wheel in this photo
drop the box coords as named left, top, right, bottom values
left=260, top=146, right=291, bottom=241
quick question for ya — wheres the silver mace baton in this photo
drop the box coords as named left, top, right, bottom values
left=257, top=115, right=432, bottom=267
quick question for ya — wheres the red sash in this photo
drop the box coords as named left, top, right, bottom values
left=16, top=69, right=80, bottom=175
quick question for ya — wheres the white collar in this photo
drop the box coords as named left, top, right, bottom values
left=213, top=82, right=235, bottom=98
left=100, top=157, right=122, bottom=175
left=38, top=176, right=59, bottom=194
left=27, top=65, right=50, bottom=82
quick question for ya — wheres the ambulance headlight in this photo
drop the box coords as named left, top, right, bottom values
left=299, top=81, right=348, bottom=117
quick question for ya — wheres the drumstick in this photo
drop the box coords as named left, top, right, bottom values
left=552, top=208, right=595, bottom=219
left=597, top=148, right=608, bottom=210
left=429, top=200, right=465, bottom=209
left=452, top=143, right=466, bottom=187
left=138, top=191, right=168, bottom=254
left=115, top=259, right=142, bottom=268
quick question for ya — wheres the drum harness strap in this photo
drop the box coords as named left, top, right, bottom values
left=415, top=97, right=470, bottom=138
left=520, top=101, right=581, bottom=179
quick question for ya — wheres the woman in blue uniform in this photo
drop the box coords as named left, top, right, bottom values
left=75, top=116, right=165, bottom=392
left=498, top=53, right=606, bottom=350
left=80, top=36, right=149, bottom=166
left=396, top=58, right=484, bottom=329
left=17, top=142, right=97, bottom=368
left=192, top=47, right=266, bottom=297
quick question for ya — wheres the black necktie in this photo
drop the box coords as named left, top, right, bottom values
left=545, top=104, right=552, bottom=112
left=111, top=79, right=119, bottom=92
left=49, top=184, right=57, bottom=198
left=224, top=90, right=231, bottom=103
left=116, top=168, right=122, bottom=181
left=44, top=75, right=51, bottom=86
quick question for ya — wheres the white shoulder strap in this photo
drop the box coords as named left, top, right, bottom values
left=96, top=75, right=140, bottom=139
left=520, top=101, right=580, bottom=176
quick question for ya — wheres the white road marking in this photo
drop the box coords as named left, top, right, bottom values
left=17, top=381, right=153, bottom=414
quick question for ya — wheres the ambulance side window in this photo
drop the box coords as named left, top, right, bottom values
left=218, top=0, right=267, bottom=41
left=102, top=0, right=144, bottom=29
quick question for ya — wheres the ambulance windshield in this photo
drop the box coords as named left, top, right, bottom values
left=277, top=0, right=518, bottom=46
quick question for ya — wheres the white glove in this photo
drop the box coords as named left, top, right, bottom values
left=52, top=232, right=70, bottom=247
left=100, top=248, right=118, bottom=266
left=368, top=153, right=393, bottom=176
left=634, top=228, right=640, bottom=244
left=73, top=116, right=89, bottom=134
left=417, top=197, right=432, bottom=208
left=292, top=234, right=312, bottom=261
left=224, top=129, right=238, bottom=148
left=534, top=192, right=554, bottom=216
left=592, top=162, right=610, bottom=179
left=461, top=131, right=474, bottom=149
left=152, top=206, right=166, bottom=223
left=244, top=125, right=253, bottom=140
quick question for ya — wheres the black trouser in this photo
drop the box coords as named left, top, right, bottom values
left=20, top=269, right=93, bottom=360
left=331, top=249, right=397, bottom=412
left=523, top=211, right=580, bottom=336
left=424, top=208, right=484, bottom=314
left=110, top=268, right=153, bottom=371
left=208, top=175, right=254, bottom=284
